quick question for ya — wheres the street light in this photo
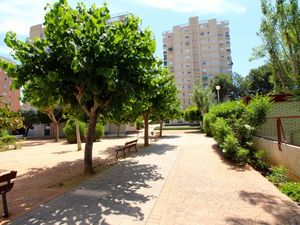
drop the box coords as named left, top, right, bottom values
left=216, top=85, right=220, bottom=103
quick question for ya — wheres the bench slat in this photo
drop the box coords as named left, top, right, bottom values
left=0, top=183, right=14, bottom=194
left=0, top=171, right=17, bottom=183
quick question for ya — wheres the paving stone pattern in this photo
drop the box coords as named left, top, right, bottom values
left=9, top=132, right=300, bottom=225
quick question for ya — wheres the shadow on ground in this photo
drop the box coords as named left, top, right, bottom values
left=9, top=160, right=164, bottom=224
left=225, top=191, right=300, bottom=225
left=211, top=143, right=252, bottom=172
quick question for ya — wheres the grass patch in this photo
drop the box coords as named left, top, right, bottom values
left=154, top=126, right=200, bottom=130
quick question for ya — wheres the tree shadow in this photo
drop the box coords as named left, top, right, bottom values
left=225, top=191, right=300, bottom=225
left=21, top=139, right=54, bottom=147
left=134, top=143, right=178, bottom=157
left=159, top=135, right=181, bottom=139
left=9, top=160, right=164, bottom=225
left=211, top=143, right=252, bottom=172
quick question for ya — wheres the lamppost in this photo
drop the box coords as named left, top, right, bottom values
left=216, top=85, right=220, bottom=103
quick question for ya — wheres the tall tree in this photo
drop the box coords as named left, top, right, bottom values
left=255, top=0, right=300, bottom=90
left=209, top=73, right=233, bottom=102
left=0, top=106, right=23, bottom=132
left=246, top=64, right=274, bottom=95
left=231, top=73, right=250, bottom=99
left=2, top=1, right=156, bottom=174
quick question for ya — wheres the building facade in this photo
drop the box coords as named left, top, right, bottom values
left=163, top=17, right=232, bottom=109
left=0, top=58, right=20, bottom=111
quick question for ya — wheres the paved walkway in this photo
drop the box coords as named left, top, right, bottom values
left=9, top=132, right=300, bottom=225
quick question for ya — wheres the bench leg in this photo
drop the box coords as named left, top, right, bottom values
left=123, top=149, right=126, bottom=158
left=2, top=193, right=9, bottom=218
left=135, top=146, right=137, bottom=152
left=115, top=151, right=119, bottom=159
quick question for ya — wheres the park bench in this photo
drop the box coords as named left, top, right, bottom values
left=151, top=132, right=160, bottom=142
left=0, top=171, right=17, bottom=218
left=115, top=139, right=138, bottom=158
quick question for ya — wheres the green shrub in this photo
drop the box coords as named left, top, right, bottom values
left=245, top=95, right=272, bottom=127
left=280, top=182, right=300, bottom=204
left=267, top=166, right=288, bottom=187
left=203, top=113, right=216, bottom=136
left=209, top=101, right=245, bottom=122
left=63, top=119, right=86, bottom=144
left=184, top=106, right=200, bottom=122
left=235, top=147, right=249, bottom=164
left=136, top=117, right=144, bottom=130
left=211, top=118, right=233, bottom=145
left=251, top=150, right=270, bottom=173
left=221, top=133, right=240, bottom=160
left=93, top=123, right=104, bottom=141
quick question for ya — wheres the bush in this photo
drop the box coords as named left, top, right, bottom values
left=221, top=133, right=240, bottom=160
left=136, top=117, right=144, bottom=130
left=267, top=166, right=288, bottom=187
left=251, top=150, right=270, bottom=173
left=245, top=95, right=272, bottom=127
left=63, top=119, right=86, bottom=144
left=184, top=106, right=200, bottom=122
left=203, top=113, right=216, bottom=136
left=211, top=118, right=233, bottom=145
left=93, top=123, right=104, bottom=141
left=280, top=182, right=300, bottom=204
left=235, top=147, right=249, bottom=164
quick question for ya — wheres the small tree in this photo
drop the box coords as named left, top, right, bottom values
left=192, top=85, right=212, bottom=123
left=184, top=106, right=200, bottom=123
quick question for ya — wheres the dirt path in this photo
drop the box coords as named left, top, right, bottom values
left=0, top=136, right=139, bottom=224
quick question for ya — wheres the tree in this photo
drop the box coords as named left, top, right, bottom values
left=255, top=0, right=300, bottom=91
left=231, top=73, right=250, bottom=99
left=0, top=106, right=23, bottom=132
left=246, top=64, right=274, bottom=95
left=184, top=106, right=200, bottom=123
left=210, top=73, right=233, bottom=102
left=150, top=69, right=181, bottom=137
left=192, top=85, right=212, bottom=123
left=2, top=1, right=157, bottom=174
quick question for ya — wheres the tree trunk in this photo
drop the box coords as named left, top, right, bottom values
left=117, top=124, right=120, bottom=137
left=159, top=120, right=163, bottom=137
left=75, top=118, right=82, bottom=151
left=54, top=121, right=59, bottom=142
left=84, top=112, right=98, bottom=175
left=143, top=114, right=149, bottom=146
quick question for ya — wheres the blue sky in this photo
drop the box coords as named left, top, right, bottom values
left=0, top=0, right=266, bottom=76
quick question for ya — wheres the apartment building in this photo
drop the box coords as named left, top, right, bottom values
left=0, top=58, right=20, bottom=111
left=163, top=16, right=232, bottom=109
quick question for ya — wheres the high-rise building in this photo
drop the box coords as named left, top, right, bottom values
left=163, top=16, right=232, bottom=109
left=0, top=57, right=20, bottom=111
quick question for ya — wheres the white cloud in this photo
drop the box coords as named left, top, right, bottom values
left=0, top=0, right=52, bottom=36
left=133, top=0, right=246, bottom=14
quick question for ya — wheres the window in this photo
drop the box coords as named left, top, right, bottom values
left=200, top=32, right=204, bottom=36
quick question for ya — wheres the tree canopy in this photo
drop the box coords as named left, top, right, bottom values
left=1, top=0, right=157, bottom=174
left=254, top=0, right=300, bottom=91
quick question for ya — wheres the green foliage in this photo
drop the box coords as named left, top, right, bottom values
left=0, top=130, right=20, bottom=151
left=211, top=118, right=233, bottom=145
left=245, top=95, right=272, bottom=127
left=94, top=123, right=104, bottom=141
left=203, top=113, right=216, bottom=137
left=63, top=119, right=86, bottom=144
left=210, top=73, right=233, bottom=102
left=251, top=150, right=270, bottom=172
left=136, top=117, right=144, bottom=130
left=184, top=106, right=200, bottom=122
left=204, top=96, right=272, bottom=164
left=246, top=64, right=274, bottom=95
left=267, top=166, right=288, bottom=187
left=192, top=85, right=212, bottom=116
left=256, top=0, right=300, bottom=90
left=0, top=106, right=23, bottom=131
left=280, top=182, right=300, bottom=204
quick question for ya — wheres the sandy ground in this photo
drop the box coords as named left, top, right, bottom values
left=0, top=134, right=143, bottom=224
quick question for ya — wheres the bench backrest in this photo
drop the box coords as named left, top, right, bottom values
left=125, top=139, right=138, bottom=146
left=0, top=171, right=17, bottom=194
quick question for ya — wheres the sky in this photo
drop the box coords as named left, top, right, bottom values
left=0, top=0, right=266, bottom=76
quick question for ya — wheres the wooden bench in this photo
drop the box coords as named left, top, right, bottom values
left=115, top=139, right=138, bottom=158
left=151, top=132, right=160, bottom=142
left=0, top=171, right=17, bottom=218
